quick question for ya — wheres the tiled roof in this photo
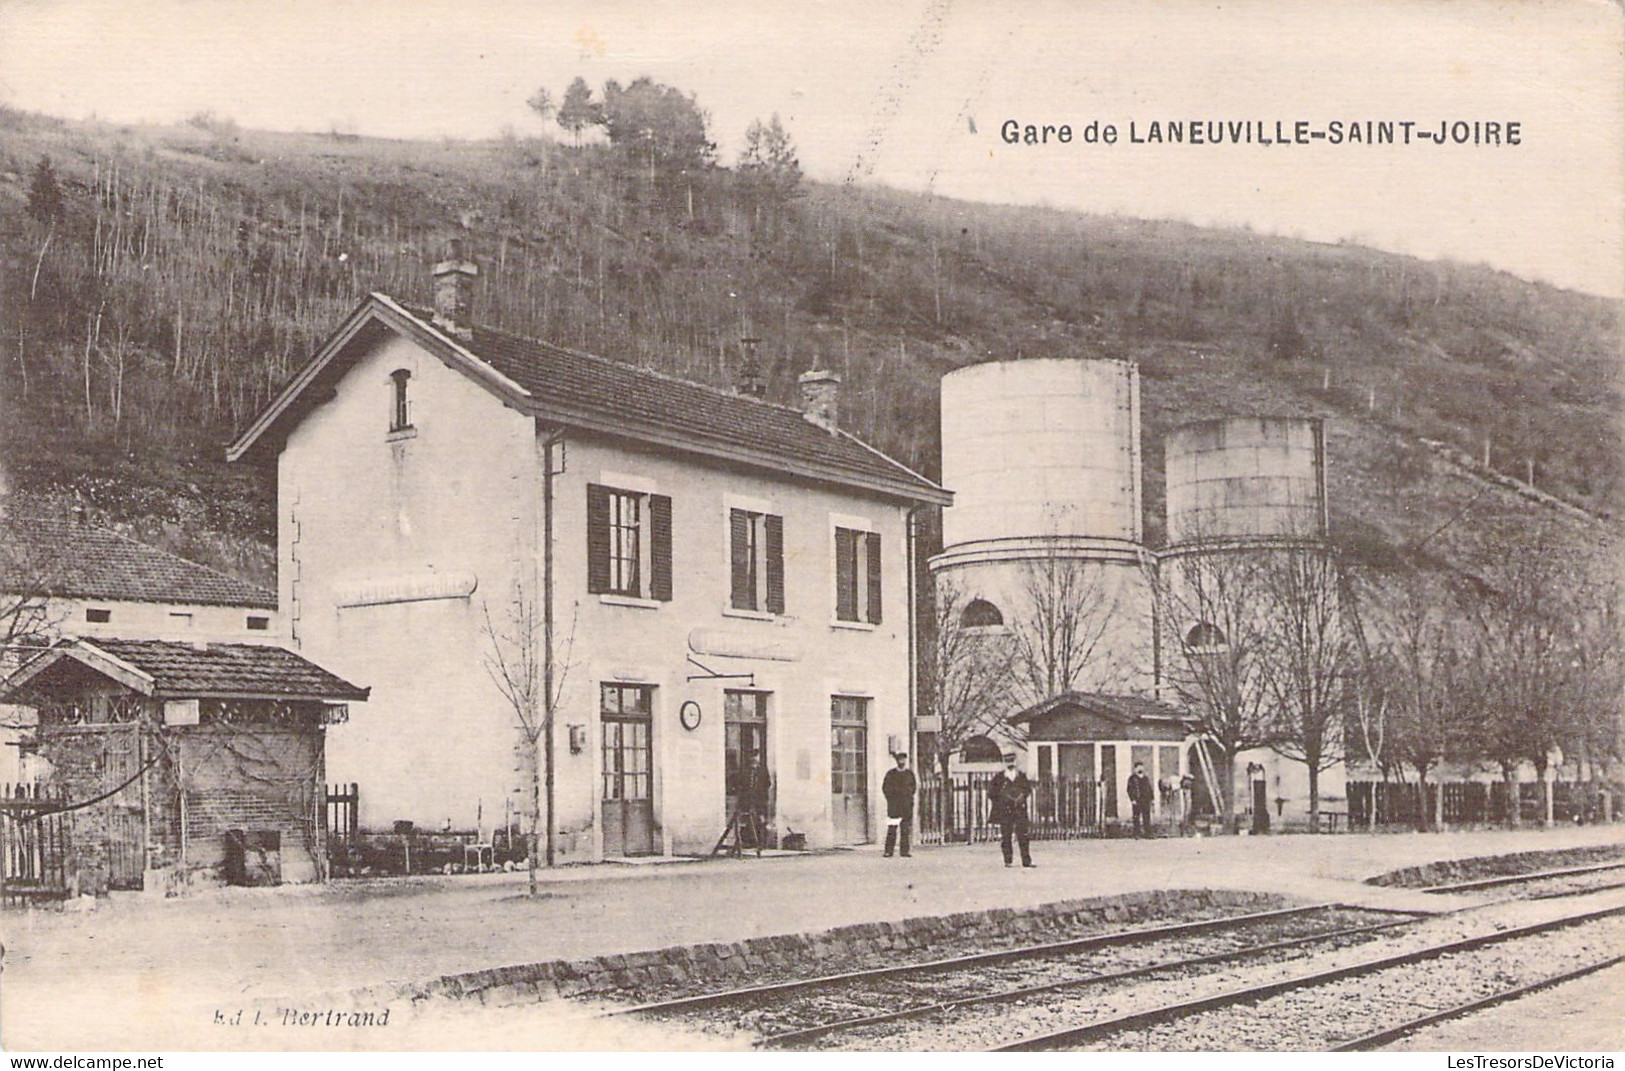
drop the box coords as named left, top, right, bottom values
left=1008, top=691, right=1192, bottom=726
left=228, top=294, right=950, bottom=505
left=87, top=639, right=367, bottom=700
left=0, top=517, right=276, bottom=609
left=416, top=308, right=942, bottom=499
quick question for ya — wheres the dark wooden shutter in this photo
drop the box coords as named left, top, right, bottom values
left=649, top=493, right=673, bottom=602
left=587, top=484, right=611, bottom=594
left=834, top=528, right=857, bottom=621
left=865, top=530, right=883, bottom=624
left=729, top=509, right=752, bottom=610
left=764, top=514, right=785, bottom=615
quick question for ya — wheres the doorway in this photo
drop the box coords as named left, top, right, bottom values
left=830, top=696, right=870, bottom=844
left=600, top=683, right=656, bottom=856
left=725, top=690, right=771, bottom=844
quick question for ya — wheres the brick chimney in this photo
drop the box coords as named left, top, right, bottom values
left=798, top=365, right=840, bottom=432
left=432, top=237, right=478, bottom=341
left=736, top=336, right=765, bottom=399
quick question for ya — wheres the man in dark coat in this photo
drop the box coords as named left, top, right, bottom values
left=738, top=752, right=771, bottom=850
left=881, top=752, right=917, bottom=857
left=1127, top=761, right=1154, bottom=838
left=988, top=752, right=1035, bottom=867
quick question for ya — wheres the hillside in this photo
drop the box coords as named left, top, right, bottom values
left=0, top=107, right=1618, bottom=586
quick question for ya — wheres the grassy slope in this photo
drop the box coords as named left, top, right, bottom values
left=0, top=110, right=1617, bottom=587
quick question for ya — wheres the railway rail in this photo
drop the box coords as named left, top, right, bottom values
left=1420, top=859, right=1625, bottom=899
left=991, top=900, right=1625, bottom=1051
left=606, top=902, right=1421, bottom=1045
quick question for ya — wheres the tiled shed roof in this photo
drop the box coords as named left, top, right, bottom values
left=1008, top=691, right=1192, bottom=726
left=82, top=639, right=366, bottom=701
left=0, top=516, right=276, bottom=609
left=227, top=294, right=950, bottom=506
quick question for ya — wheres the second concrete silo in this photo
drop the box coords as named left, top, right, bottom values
left=1164, top=416, right=1327, bottom=546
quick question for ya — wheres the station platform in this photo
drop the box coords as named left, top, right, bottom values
left=4, top=822, right=1623, bottom=1050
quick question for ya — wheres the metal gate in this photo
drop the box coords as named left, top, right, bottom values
left=102, top=725, right=145, bottom=890
left=0, top=784, right=71, bottom=906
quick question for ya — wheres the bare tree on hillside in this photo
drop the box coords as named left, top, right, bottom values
left=1258, top=546, right=1356, bottom=826
left=1150, top=546, right=1275, bottom=825
left=481, top=583, right=577, bottom=895
left=922, top=579, right=1017, bottom=776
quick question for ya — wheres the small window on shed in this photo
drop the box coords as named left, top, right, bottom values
left=961, top=598, right=1004, bottom=628
left=1185, top=622, right=1228, bottom=649
left=85, top=608, right=111, bottom=624
left=246, top=615, right=270, bottom=631
left=961, top=735, right=1004, bottom=763
left=389, top=369, right=413, bottom=432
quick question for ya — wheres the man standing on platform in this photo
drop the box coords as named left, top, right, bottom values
left=1128, top=761, right=1154, bottom=838
left=882, top=752, right=916, bottom=857
left=989, top=752, right=1035, bottom=868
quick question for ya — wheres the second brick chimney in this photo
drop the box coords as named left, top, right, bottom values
left=432, top=238, right=478, bottom=341
left=798, top=366, right=840, bottom=432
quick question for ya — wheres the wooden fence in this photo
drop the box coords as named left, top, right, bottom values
left=918, top=774, right=1106, bottom=844
left=1347, top=780, right=1616, bottom=828
left=1, top=783, right=72, bottom=906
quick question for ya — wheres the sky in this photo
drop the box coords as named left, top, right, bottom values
left=1, top=0, right=1621, bottom=298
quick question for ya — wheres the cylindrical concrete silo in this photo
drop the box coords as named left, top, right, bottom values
left=930, top=358, right=1154, bottom=699
left=1164, top=417, right=1327, bottom=546
left=940, top=358, right=1142, bottom=551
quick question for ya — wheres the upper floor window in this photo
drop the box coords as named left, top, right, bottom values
left=587, top=484, right=672, bottom=602
left=168, top=611, right=194, bottom=629
left=389, top=369, right=412, bottom=432
left=834, top=527, right=882, bottom=624
left=1185, top=622, right=1228, bottom=650
left=85, top=607, right=111, bottom=624
left=961, top=598, right=1004, bottom=628
left=730, top=509, right=785, bottom=613
left=246, top=615, right=270, bottom=631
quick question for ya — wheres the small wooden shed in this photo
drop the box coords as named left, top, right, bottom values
left=1010, top=691, right=1199, bottom=823
left=1, top=638, right=367, bottom=894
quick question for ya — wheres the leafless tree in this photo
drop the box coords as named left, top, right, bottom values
left=1150, top=546, right=1275, bottom=824
left=1258, top=545, right=1356, bottom=826
left=1472, top=538, right=1606, bottom=826
left=481, top=582, right=576, bottom=895
left=1352, top=568, right=1479, bottom=829
left=1007, top=542, right=1127, bottom=714
left=921, top=578, right=1016, bottom=776
left=1567, top=575, right=1624, bottom=792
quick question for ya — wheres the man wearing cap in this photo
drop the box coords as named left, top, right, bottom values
left=1128, top=761, right=1154, bottom=838
left=882, top=752, right=917, bottom=858
left=988, top=752, right=1035, bottom=868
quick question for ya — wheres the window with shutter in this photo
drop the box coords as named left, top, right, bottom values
left=649, top=494, right=673, bottom=602
left=589, top=484, right=670, bottom=602
left=587, top=485, right=612, bottom=594
left=730, top=509, right=757, bottom=610
left=764, top=514, right=785, bottom=615
left=834, top=528, right=859, bottom=621
left=864, top=531, right=882, bottom=624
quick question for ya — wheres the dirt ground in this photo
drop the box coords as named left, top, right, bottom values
left=4, top=822, right=1623, bottom=1051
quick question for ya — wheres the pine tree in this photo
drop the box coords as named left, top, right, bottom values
left=555, top=77, right=601, bottom=145
left=27, top=155, right=63, bottom=224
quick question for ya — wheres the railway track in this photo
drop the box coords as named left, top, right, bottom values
left=991, top=899, right=1625, bottom=1051
left=1421, top=859, right=1625, bottom=900
left=606, top=902, right=1422, bottom=1045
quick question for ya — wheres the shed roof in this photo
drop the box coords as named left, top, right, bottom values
left=0, top=516, right=276, bottom=610
left=1, top=639, right=368, bottom=703
left=227, top=294, right=951, bottom=506
left=1009, top=691, right=1196, bottom=744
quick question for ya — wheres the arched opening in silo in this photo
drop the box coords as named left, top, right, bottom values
left=1185, top=622, right=1228, bottom=650
left=961, top=598, right=1005, bottom=628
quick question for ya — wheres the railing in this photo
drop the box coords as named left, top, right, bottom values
left=917, top=774, right=1105, bottom=845
left=1, top=783, right=72, bottom=906
left=325, top=782, right=359, bottom=860
left=1347, top=779, right=1618, bottom=828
